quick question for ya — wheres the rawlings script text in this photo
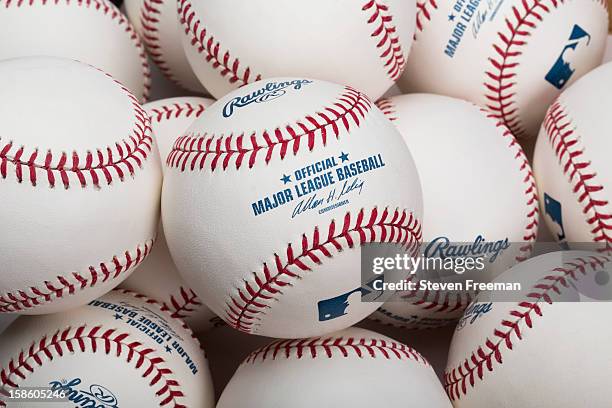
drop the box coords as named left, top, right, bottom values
left=223, top=79, right=313, bottom=117
left=49, top=378, right=119, bottom=408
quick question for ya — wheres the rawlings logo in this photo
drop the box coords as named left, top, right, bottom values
left=49, top=378, right=119, bottom=408
left=222, top=79, right=313, bottom=117
left=424, top=235, right=510, bottom=263
left=456, top=302, right=493, bottom=330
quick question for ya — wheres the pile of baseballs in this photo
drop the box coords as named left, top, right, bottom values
left=0, top=0, right=610, bottom=407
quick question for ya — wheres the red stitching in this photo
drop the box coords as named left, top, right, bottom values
left=178, top=0, right=261, bottom=87
left=140, top=0, right=188, bottom=89
left=375, top=98, right=397, bottom=121
left=484, top=0, right=562, bottom=138
left=117, top=289, right=203, bottom=350
left=225, top=207, right=422, bottom=334
left=166, top=87, right=372, bottom=172
left=140, top=0, right=173, bottom=82
left=373, top=304, right=466, bottom=329
left=543, top=101, right=612, bottom=251
left=0, top=325, right=185, bottom=407
left=0, top=75, right=153, bottom=189
left=444, top=255, right=608, bottom=400
left=415, top=0, right=438, bottom=37
left=1, top=0, right=152, bottom=101
left=162, top=287, right=203, bottom=319
left=0, top=241, right=154, bottom=313
left=483, top=110, right=539, bottom=261
left=244, top=335, right=431, bottom=365
left=179, top=0, right=407, bottom=88
left=148, top=101, right=208, bottom=124
left=397, top=283, right=474, bottom=313
left=362, top=0, right=406, bottom=80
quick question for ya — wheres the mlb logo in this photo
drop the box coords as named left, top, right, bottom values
left=317, top=276, right=384, bottom=321
left=545, top=25, right=591, bottom=89
left=544, top=193, right=570, bottom=249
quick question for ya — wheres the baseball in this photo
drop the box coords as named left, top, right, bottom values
left=124, top=0, right=206, bottom=92
left=371, top=94, right=539, bottom=329
left=217, top=327, right=452, bottom=408
left=534, top=61, right=612, bottom=251
left=0, top=57, right=161, bottom=315
left=0, top=0, right=151, bottom=101
left=445, top=251, right=612, bottom=407
left=177, top=0, right=416, bottom=100
left=0, top=289, right=215, bottom=407
left=399, top=0, right=609, bottom=138
left=162, top=77, right=424, bottom=339
left=121, top=97, right=221, bottom=332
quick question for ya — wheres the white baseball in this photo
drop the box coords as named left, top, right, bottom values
left=399, top=0, right=609, bottom=138
left=445, top=251, right=612, bottom=407
left=0, top=57, right=161, bottom=315
left=162, top=77, right=423, bottom=339
left=371, top=94, right=539, bottom=329
left=217, top=327, right=452, bottom=408
left=124, top=0, right=206, bottom=92
left=534, top=61, right=612, bottom=251
left=0, top=289, right=215, bottom=407
left=121, top=97, right=221, bottom=333
left=178, top=0, right=416, bottom=100
left=0, top=0, right=151, bottom=101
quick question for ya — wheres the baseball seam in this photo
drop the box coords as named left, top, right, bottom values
left=397, top=282, right=475, bottom=313
left=162, top=286, right=203, bottom=319
left=245, top=335, right=430, bottom=366
left=178, top=0, right=406, bottom=88
left=415, top=0, right=438, bottom=37
left=166, top=87, right=371, bottom=172
left=362, top=0, right=407, bottom=81
left=375, top=98, right=398, bottom=120
left=140, top=0, right=191, bottom=90
left=372, top=306, right=465, bottom=329
left=0, top=241, right=154, bottom=313
left=1, top=0, right=151, bottom=101
left=226, top=207, right=422, bottom=334
left=543, top=101, right=612, bottom=250
left=0, top=75, right=153, bottom=189
left=444, top=255, right=609, bottom=400
left=485, top=110, right=540, bottom=261
left=484, top=0, right=565, bottom=138
left=118, top=289, right=203, bottom=347
left=148, top=101, right=209, bottom=124
left=178, top=0, right=262, bottom=87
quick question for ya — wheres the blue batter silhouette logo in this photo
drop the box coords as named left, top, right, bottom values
left=545, top=24, right=591, bottom=89
left=317, top=276, right=384, bottom=321
left=544, top=193, right=570, bottom=249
